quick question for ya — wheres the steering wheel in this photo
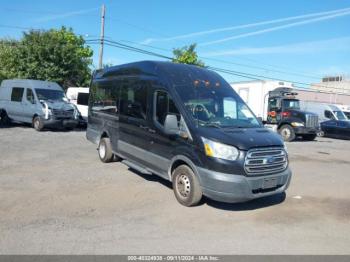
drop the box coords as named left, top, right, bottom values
left=193, top=104, right=210, bottom=120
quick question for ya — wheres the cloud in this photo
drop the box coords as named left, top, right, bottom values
left=200, top=10, right=350, bottom=46
left=35, top=7, right=99, bottom=23
left=139, top=7, right=350, bottom=44
left=201, top=37, right=350, bottom=57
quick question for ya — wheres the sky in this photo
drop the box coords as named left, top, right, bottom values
left=1, top=0, right=350, bottom=86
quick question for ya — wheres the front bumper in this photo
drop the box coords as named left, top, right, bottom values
left=43, top=118, right=79, bottom=129
left=293, top=126, right=319, bottom=135
left=197, top=167, right=292, bottom=203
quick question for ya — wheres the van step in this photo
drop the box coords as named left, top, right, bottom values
left=122, top=160, right=152, bottom=175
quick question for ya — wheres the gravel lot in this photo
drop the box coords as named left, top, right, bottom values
left=0, top=124, right=350, bottom=254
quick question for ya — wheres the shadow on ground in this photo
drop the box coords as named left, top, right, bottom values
left=0, top=122, right=86, bottom=132
left=128, top=167, right=286, bottom=211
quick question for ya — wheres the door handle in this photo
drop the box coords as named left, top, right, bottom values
left=139, top=125, right=148, bottom=130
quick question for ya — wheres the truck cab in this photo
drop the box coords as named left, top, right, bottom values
left=266, top=87, right=319, bottom=142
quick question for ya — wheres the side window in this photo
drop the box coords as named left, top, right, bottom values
left=26, top=89, right=35, bottom=104
left=268, top=98, right=278, bottom=111
left=154, top=91, right=180, bottom=126
left=77, top=92, right=89, bottom=106
left=324, top=110, right=334, bottom=120
left=11, top=87, right=24, bottom=102
left=91, top=81, right=119, bottom=115
left=119, top=80, right=148, bottom=120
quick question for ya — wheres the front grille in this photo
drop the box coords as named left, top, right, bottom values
left=52, top=109, right=74, bottom=118
left=306, top=114, right=319, bottom=128
left=244, top=147, right=288, bottom=175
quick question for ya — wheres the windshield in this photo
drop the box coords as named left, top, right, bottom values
left=334, top=110, right=347, bottom=120
left=35, top=89, right=65, bottom=101
left=344, top=112, right=350, bottom=119
left=283, top=99, right=300, bottom=109
left=175, top=79, right=260, bottom=129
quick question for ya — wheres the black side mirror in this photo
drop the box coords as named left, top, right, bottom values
left=257, top=117, right=263, bottom=125
left=164, top=114, right=180, bottom=135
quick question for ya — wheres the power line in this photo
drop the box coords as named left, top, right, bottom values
left=0, top=7, right=328, bottom=80
left=115, top=39, right=321, bottom=80
left=86, top=39, right=349, bottom=92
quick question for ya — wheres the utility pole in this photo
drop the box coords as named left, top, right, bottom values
left=98, top=4, right=106, bottom=69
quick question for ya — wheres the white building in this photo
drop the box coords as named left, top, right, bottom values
left=311, top=75, right=350, bottom=95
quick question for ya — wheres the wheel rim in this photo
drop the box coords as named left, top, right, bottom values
left=99, top=143, right=106, bottom=159
left=34, top=119, right=40, bottom=129
left=281, top=128, right=291, bottom=140
left=176, top=174, right=191, bottom=198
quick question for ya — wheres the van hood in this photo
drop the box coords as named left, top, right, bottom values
left=42, top=100, right=75, bottom=111
left=197, top=127, right=284, bottom=151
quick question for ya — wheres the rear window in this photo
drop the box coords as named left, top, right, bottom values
left=77, top=92, right=89, bottom=106
left=11, top=88, right=24, bottom=102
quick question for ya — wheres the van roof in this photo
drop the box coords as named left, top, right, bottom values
left=0, top=79, right=62, bottom=90
left=93, top=61, right=226, bottom=90
left=94, top=60, right=214, bottom=79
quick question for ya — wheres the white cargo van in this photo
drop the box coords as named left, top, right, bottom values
left=66, top=87, right=89, bottom=121
left=300, top=101, right=348, bottom=122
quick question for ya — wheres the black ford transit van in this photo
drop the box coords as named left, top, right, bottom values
left=87, top=61, right=292, bottom=206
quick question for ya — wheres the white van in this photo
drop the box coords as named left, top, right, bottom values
left=300, top=101, right=348, bottom=122
left=0, top=79, right=79, bottom=131
left=66, top=87, right=89, bottom=121
left=336, top=104, right=350, bottom=119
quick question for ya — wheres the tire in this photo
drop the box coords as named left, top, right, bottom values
left=98, top=137, right=115, bottom=163
left=302, top=134, right=317, bottom=141
left=0, top=110, right=11, bottom=126
left=278, top=124, right=296, bottom=142
left=172, top=165, right=202, bottom=207
left=33, top=116, right=44, bottom=131
left=317, top=131, right=325, bottom=137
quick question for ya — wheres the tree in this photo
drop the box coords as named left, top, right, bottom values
left=0, top=27, right=93, bottom=89
left=172, top=44, right=205, bottom=67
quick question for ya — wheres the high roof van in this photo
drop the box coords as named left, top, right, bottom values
left=0, top=79, right=79, bottom=130
left=301, top=101, right=348, bottom=122
left=86, top=61, right=292, bottom=206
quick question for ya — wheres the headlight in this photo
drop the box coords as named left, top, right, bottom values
left=74, top=109, right=79, bottom=119
left=201, top=137, right=239, bottom=161
left=291, top=122, right=304, bottom=127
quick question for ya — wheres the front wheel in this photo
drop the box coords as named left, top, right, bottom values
left=0, top=110, right=11, bottom=126
left=302, top=134, right=317, bottom=141
left=278, top=124, right=296, bottom=142
left=98, top=137, right=115, bottom=163
left=172, top=165, right=202, bottom=207
left=33, top=116, right=44, bottom=131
